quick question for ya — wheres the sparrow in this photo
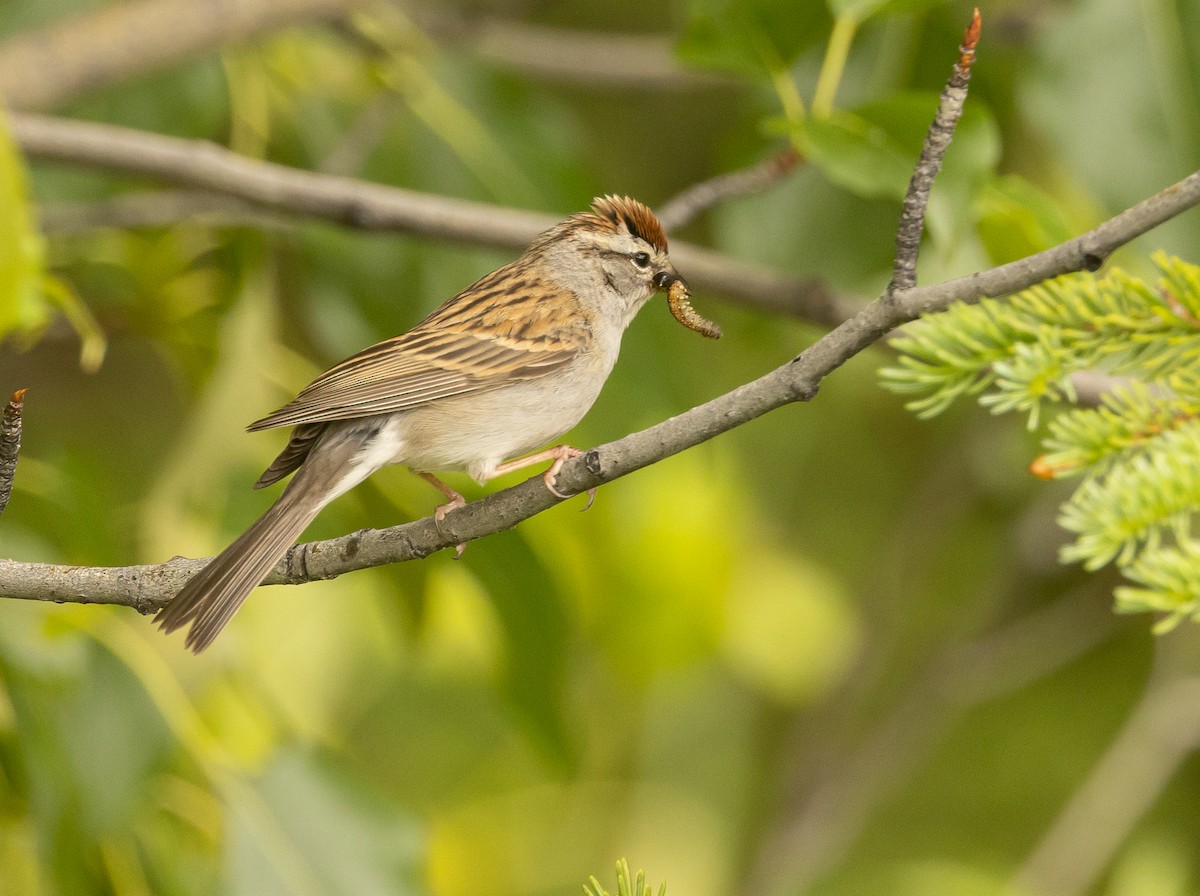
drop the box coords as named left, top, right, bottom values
left=157, top=195, right=715, bottom=652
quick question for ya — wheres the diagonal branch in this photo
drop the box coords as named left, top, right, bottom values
left=4, top=9, right=1200, bottom=614
left=8, top=112, right=855, bottom=325
left=2, top=164, right=1198, bottom=611
left=656, top=147, right=803, bottom=231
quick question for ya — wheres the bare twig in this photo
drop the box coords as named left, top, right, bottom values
left=656, top=147, right=803, bottom=231
left=0, top=0, right=370, bottom=112
left=9, top=112, right=855, bottom=324
left=0, top=390, right=26, bottom=516
left=1, top=164, right=1198, bottom=609
left=888, top=8, right=980, bottom=295
left=8, top=112, right=550, bottom=244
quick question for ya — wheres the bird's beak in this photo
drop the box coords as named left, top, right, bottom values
left=652, top=268, right=685, bottom=291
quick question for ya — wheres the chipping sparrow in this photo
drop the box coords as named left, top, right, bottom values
left=156, top=195, right=717, bottom=652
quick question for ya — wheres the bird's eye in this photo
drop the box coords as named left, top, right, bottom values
left=631, top=251, right=651, bottom=269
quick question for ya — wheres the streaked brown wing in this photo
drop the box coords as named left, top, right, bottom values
left=248, top=269, right=590, bottom=432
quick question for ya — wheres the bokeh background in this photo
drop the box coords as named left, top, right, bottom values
left=2, top=0, right=1200, bottom=894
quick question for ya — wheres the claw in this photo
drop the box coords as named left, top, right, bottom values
left=540, top=447, right=584, bottom=500
left=433, top=498, right=467, bottom=557
left=543, top=468, right=572, bottom=499
left=418, top=471, right=468, bottom=557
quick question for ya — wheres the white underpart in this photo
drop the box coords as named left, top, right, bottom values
left=329, top=416, right=409, bottom=501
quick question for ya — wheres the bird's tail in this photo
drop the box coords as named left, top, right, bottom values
left=156, top=463, right=334, bottom=653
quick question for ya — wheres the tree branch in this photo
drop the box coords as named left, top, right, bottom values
left=0, top=0, right=370, bottom=112
left=888, top=8, right=980, bottom=295
left=8, top=112, right=855, bottom=325
left=5, top=11, right=1200, bottom=615
left=4, top=164, right=1199, bottom=611
left=0, top=0, right=730, bottom=115
left=0, top=390, right=25, bottom=517
left=656, top=147, right=803, bottom=231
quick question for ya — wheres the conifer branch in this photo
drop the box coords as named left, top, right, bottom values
left=585, top=860, right=666, bottom=896
left=1118, top=541, right=1200, bottom=627
left=884, top=254, right=1200, bottom=627
left=1058, top=422, right=1200, bottom=570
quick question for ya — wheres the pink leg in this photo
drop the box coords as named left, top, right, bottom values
left=415, top=471, right=467, bottom=557
left=490, top=445, right=597, bottom=510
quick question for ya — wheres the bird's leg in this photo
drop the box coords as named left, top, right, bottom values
left=414, top=471, right=467, bottom=557
left=490, top=445, right=597, bottom=510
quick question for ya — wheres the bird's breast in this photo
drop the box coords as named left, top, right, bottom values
left=392, top=347, right=617, bottom=482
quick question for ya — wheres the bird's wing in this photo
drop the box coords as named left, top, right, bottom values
left=248, top=272, right=591, bottom=431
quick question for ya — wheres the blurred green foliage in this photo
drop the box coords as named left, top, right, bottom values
left=2, top=1, right=1200, bottom=895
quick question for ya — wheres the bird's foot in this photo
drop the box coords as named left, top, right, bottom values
left=416, top=471, right=468, bottom=557
left=539, top=447, right=597, bottom=510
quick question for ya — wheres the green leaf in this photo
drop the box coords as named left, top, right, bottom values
left=884, top=254, right=1200, bottom=625
left=676, top=0, right=829, bottom=77
left=804, top=93, right=999, bottom=247
left=881, top=259, right=1200, bottom=428
left=0, top=108, right=48, bottom=339
left=804, top=109, right=915, bottom=200
left=1116, top=539, right=1200, bottom=629
left=1058, top=422, right=1200, bottom=571
left=975, top=175, right=1079, bottom=264
left=584, top=860, right=666, bottom=896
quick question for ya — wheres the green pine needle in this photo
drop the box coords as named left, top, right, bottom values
left=881, top=252, right=1200, bottom=627
left=1058, top=422, right=1200, bottom=570
left=1116, top=539, right=1200, bottom=630
left=584, top=860, right=666, bottom=896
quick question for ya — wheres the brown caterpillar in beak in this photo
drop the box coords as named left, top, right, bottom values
left=667, top=279, right=722, bottom=339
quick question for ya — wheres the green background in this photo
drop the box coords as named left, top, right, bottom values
left=2, top=0, right=1200, bottom=894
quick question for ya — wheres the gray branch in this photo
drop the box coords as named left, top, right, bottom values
left=9, top=112, right=853, bottom=325
left=656, top=148, right=803, bottom=231
left=0, top=390, right=25, bottom=516
left=5, top=7, right=1200, bottom=615
left=3, top=164, right=1198, bottom=611
left=888, top=10, right=979, bottom=294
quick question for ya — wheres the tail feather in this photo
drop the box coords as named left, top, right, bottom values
left=159, top=418, right=390, bottom=653
left=157, top=473, right=329, bottom=653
